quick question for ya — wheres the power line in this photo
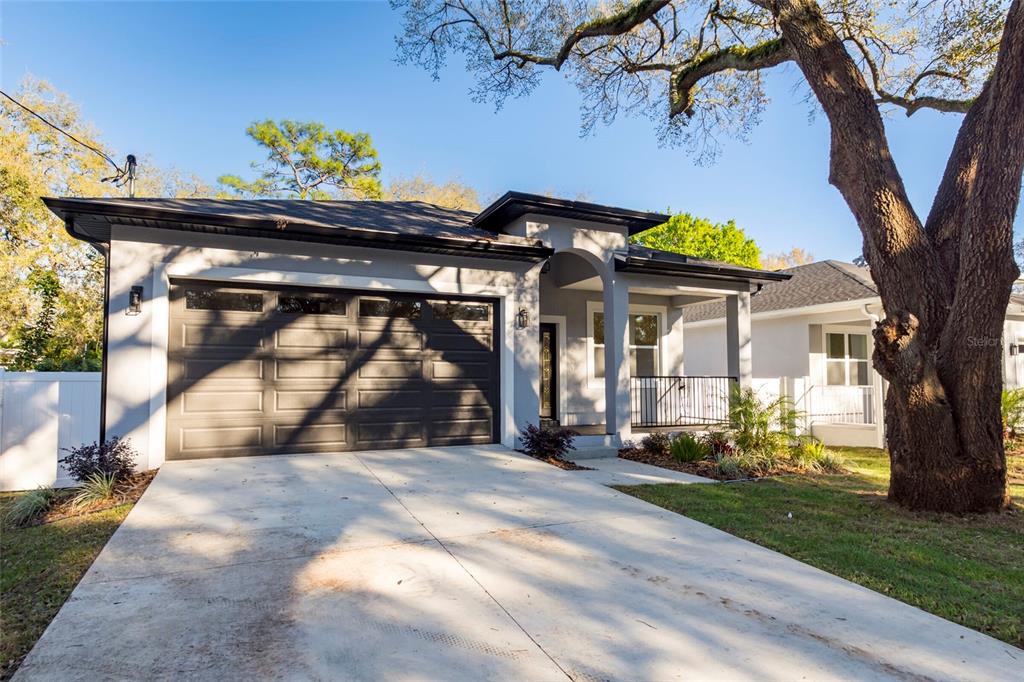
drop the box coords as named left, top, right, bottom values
left=0, top=88, right=127, bottom=182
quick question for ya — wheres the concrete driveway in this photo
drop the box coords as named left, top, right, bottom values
left=17, top=445, right=1020, bottom=681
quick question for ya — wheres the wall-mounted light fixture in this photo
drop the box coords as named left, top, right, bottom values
left=127, top=286, right=143, bottom=315
left=516, top=307, right=530, bottom=329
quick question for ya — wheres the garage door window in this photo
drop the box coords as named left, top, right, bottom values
left=278, top=294, right=347, bottom=315
left=185, top=289, right=263, bottom=312
left=429, top=301, right=490, bottom=321
left=359, top=298, right=422, bottom=319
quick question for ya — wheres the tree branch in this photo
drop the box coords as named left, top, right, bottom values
left=669, top=39, right=793, bottom=117
left=491, top=0, right=673, bottom=69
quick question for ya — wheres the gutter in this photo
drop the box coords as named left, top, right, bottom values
left=46, top=198, right=555, bottom=263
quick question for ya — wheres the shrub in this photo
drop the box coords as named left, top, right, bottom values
left=713, top=454, right=745, bottom=480
left=669, top=433, right=711, bottom=463
left=519, top=423, right=578, bottom=460
left=729, top=387, right=800, bottom=459
left=61, top=437, right=137, bottom=484
left=4, top=487, right=59, bottom=526
left=71, top=472, right=120, bottom=509
left=816, top=449, right=846, bottom=473
left=790, top=437, right=827, bottom=470
left=735, top=449, right=781, bottom=477
left=640, top=432, right=671, bottom=456
left=702, top=431, right=734, bottom=458
left=1001, top=389, right=1024, bottom=439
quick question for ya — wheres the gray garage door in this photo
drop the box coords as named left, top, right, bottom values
left=166, top=282, right=499, bottom=460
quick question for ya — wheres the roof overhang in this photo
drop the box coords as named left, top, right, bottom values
left=614, top=251, right=792, bottom=284
left=473, top=191, right=669, bottom=235
left=44, top=197, right=554, bottom=263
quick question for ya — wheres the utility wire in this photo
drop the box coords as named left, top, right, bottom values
left=0, top=88, right=127, bottom=182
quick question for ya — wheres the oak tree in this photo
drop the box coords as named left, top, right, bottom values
left=395, top=0, right=1024, bottom=512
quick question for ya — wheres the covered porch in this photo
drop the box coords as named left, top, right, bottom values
left=537, top=246, right=784, bottom=442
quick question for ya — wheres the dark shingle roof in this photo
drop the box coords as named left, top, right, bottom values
left=48, top=197, right=487, bottom=239
left=683, top=260, right=878, bottom=323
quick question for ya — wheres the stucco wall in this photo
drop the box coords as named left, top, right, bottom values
left=685, top=309, right=873, bottom=381
left=105, top=225, right=539, bottom=469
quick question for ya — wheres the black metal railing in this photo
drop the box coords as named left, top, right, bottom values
left=630, top=376, right=737, bottom=428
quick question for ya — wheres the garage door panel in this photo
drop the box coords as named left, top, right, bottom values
left=357, top=388, right=426, bottom=409
left=275, top=389, right=347, bottom=412
left=182, top=390, right=264, bottom=415
left=274, top=422, right=347, bottom=447
left=167, top=283, right=497, bottom=460
left=182, top=358, right=264, bottom=381
left=276, top=327, right=349, bottom=350
left=356, top=421, right=425, bottom=447
left=182, top=323, right=265, bottom=350
left=181, top=425, right=263, bottom=452
left=358, top=359, right=423, bottom=379
left=275, top=359, right=348, bottom=380
left=357, top=329, right=424, bottom=350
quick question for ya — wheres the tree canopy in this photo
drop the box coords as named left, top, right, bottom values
left=631, top=214, right=762, bottom=268
left=0, top=78, right=211, bottom=370
left=218, top=120, right=383, bottom=200
left=385, top=174, right=481, bottom=210
left=762, top=247, right=815, bottom=271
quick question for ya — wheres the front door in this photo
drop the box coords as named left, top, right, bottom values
left=539, top=323, right=558, bottom=426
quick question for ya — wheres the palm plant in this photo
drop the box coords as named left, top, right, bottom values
left=728, top=387, right=800, bottom=457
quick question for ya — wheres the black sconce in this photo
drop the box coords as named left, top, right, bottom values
left=516, top=307, right=530, bottom=329
left=127, top=286, right=143, bottom=315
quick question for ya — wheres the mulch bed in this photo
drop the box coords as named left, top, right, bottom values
left=619, top=447, right=727, bottom=480
left=32, top=471, right=157, bottom=526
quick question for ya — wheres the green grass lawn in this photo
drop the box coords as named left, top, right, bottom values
left=618, top=447, right=1024, bottom=648
left=0, top=494, right=135, bottom=680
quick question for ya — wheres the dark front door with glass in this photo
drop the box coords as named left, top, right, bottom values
left=539, top=323, right=558, bottom=426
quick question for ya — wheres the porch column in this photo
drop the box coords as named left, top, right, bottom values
left=603, top=274, right=631, bottom=440
left=726, top=292, right=752, bottom=389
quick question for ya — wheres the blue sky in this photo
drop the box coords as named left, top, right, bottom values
left=0, top=1, right=1002, bottom=260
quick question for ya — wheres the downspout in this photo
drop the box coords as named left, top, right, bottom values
left=94, top=234, right=110, bottom=446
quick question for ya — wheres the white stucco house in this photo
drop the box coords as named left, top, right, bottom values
left=42, top=192, right=788, bottom=468
left=683, top=260, right=1024, bottom=447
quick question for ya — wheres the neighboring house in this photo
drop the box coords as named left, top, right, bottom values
left=683, top=260, right=1024, bottom=447
left=44, top=192, right=788, bottom=467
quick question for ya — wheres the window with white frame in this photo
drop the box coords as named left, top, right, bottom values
left=825, top=331, right=870, bottom=385
left=592, top=311, right=660, bottom=379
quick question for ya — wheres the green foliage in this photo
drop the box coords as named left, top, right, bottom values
left=816, top=449, right=847, bottom=474
left=728, top=387, right=800, bottom=458
left=219, top=119, right=383, bottom=200
left=789, top=436, right=827, bottom=470
left=712, top=454, right=745, bottom=480
left=4, top=487, right=59, bottom=527
left=1001, top=388, right=1024, bottom=438
left=640, top=431, right=671, bottom=456
left=630, top=214, right=761, bottom=268
left=70, top=473, right=118, bottom=509
left=669, top=432, right=711, bottom=463
left=9, top=270, right=59, bottom=371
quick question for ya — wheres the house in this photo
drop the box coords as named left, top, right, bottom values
left=682, top=260, right=1024, bottom=447
left=43, top=192, right=788, bottom=467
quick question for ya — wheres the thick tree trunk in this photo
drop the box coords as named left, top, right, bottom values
left=771, top=0, right=1024, bottom=512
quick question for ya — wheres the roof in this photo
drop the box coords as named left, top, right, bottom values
left=683, top=260, right=878, bottom=323
left=474, top=191, right=669, bottom=235
left=43, top=197, right=554, bottom=262
left=618, top=244, right=791, bottom=284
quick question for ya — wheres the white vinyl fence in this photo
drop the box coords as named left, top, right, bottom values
left=0, top=371, right=101, bottom=491
left=751, top=376, right=886, bottom=448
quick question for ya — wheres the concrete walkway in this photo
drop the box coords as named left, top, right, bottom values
left=573, top=456, right=713, bottom=486
left=17, top=445, right=1021, bottom=681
